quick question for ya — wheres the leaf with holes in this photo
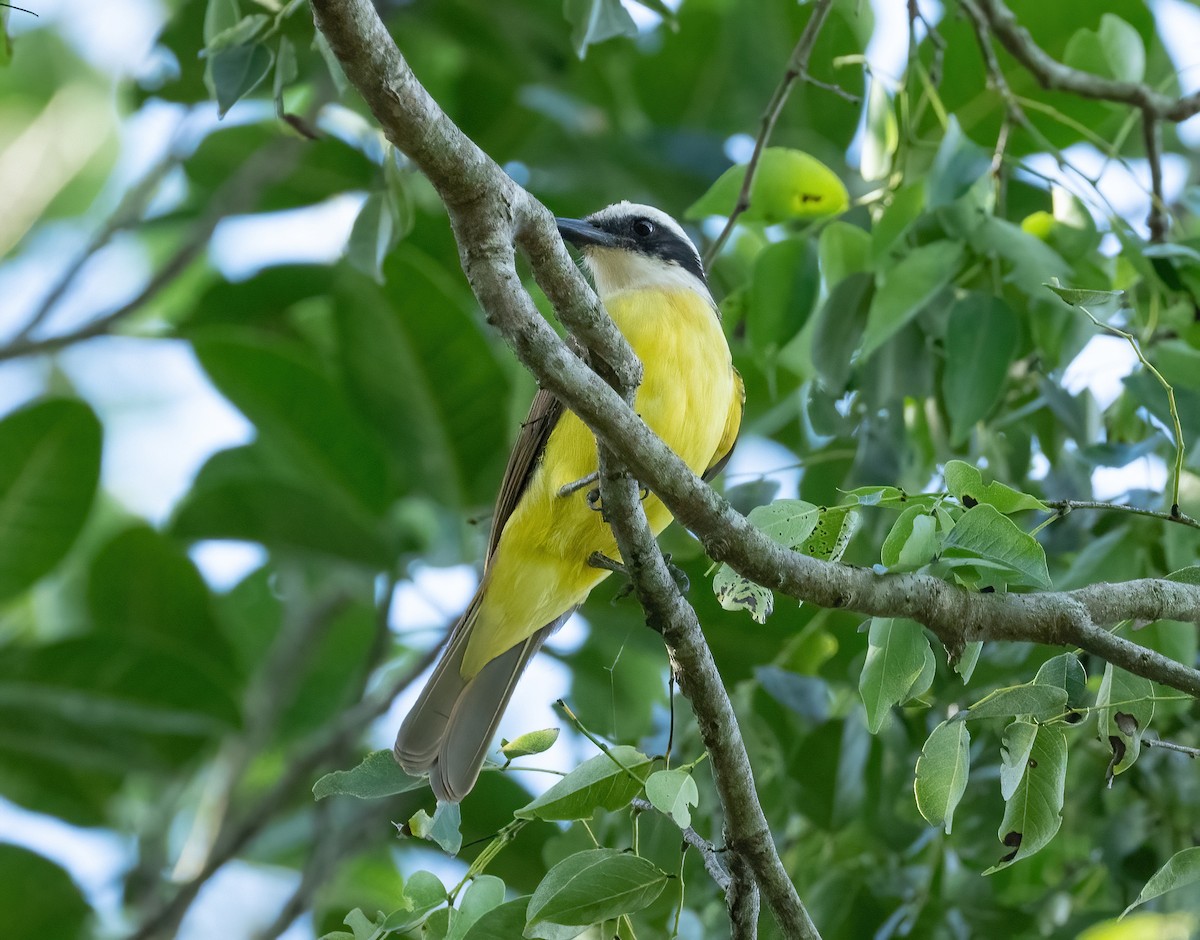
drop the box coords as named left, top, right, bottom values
left=985, top=723, right=1067, bottom=873
left=1097, top=663, right=1154, bottom=777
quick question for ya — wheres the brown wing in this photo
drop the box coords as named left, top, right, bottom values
left=485, top=386, right=564, bottom=562
left=703, top=367, right=745, bottom=482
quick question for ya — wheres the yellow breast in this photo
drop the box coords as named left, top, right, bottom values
left=464, top=287, right=735, bottom=676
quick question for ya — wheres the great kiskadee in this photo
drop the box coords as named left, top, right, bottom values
left=394, top=202, right=744, bottom=801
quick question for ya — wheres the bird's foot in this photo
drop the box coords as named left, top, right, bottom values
left=588, top=551, right=690, bottom=601
left=558, top=471, right=599, bottom=499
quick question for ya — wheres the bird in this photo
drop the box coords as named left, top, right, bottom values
left=394, top=202, right=744, bottom=802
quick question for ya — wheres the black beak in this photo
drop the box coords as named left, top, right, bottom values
left=556, top=217, right=619, bottom=249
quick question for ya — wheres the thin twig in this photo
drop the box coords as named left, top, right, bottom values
left=594, top=448, right=820, bottom=939
left=976, top=0, right=1200, bottom=121
left=11, top=150, right=182, bottom=344
left=1069, top=298, right=1186, bottom=517
left=631, top=797, right=732, bottom=892
left=1046, top=500, right=1200, bottom=533
left=907, top=0, right=945, bottom=87
left=1141, top=111, right=1168, bottom=243
left=128, top=631, right=443, bottom=940
left=702, top=0, right=839, bottom=267
left=1142, top=736, right=1200, bottom=759
left=0, top=140, right=300, bottom=363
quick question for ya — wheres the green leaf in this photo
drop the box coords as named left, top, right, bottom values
left=965, top=682, right=1068, bottom=721
left=88, top=526, right=236, bottom=677
left=272, top=34, right=297, bottom=117
left=203, top=0, right=240, bottom=44
left=1167, top=566, right=1200, bottom=585
left=943, top=461, right=1048, bottom=514
left=0, top=399, right=101, bottom=601
left=515, top=746, right=652, bottom=821
left=347, top=191, right=400, bottom=284
left=204, top=12, right=268, bottom=53
left=408, top=801, right=462, bottom=855
left=986, top=724, right=1066, bottom=872
left=914, top=719, right=970, bottom=834
left=502, top=728, right=561, bottom=760
left=712, top=500, right=821, bottom=622
left=797, top=505, right=860, bottom=562
left=811, top=272, right=874, bottom=392
left=335, top=261, right=512, bottom=507
left=686, top=148, right=849, bottom=223
left=210, top=41, right=273, bottom=117
left=526, top=849, right=669, bottom=929
left=943, top=294, right=1020, bottom=443
left=644, top=769, right=699, bottom=828
left=312, top=750, right=426, bottom=800
left=747, top=239, right=819, bottom=356
left=1043, top=281, right=1125, bottom=308
left=862, top=241, right=963, bottom=357
left=860, top=79, right=897, bottom=182
left=562, top=0, right=637, bottom=59
left=927, top=116, right=990, bottom=208
left=942, top=504, right=1052, bottom=589
left=461, top=899, right=555, bottom=940
left=446, top=876, right=505, bottom=940
left=0, top=844, right=90, bottom=937
left=954, top=641, right=983, bottom=683
left=818, top=221, right=871, bottom=288
left=192, top=330, right=392, bottom=514
left=859, top=618, right=933, bottom=733
left=1033, top=653, right=1088, bottom=709
left=171, top=474, right=394, bottom=567
left=971, top=218, right=1068, bottom=295
left=381, top=871, right=448, bottom=932
left=1096, top=663, right=1154, bottom=776
left=1064, top=14, right=1145, bottom=84
left=999, top=719, right=1038, bottom=801
left=872, top=181, right=924, bottom=260
left=880, top=504, right=939, bottom=571
left=1123, top=847, right=1200, bottom=917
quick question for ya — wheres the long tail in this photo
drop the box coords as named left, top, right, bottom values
left=394, top=592, right=568, bottom=802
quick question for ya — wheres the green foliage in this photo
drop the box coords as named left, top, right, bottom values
left=5, top=0, right=1200, bottom=936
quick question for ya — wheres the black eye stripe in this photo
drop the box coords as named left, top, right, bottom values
left=584, top=213, right=708, bottom=286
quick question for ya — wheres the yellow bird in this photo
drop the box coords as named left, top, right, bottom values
left=394, top=202, right=744, bottom=801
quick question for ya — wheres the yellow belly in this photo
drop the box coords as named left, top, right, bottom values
left=462, top=288, right=736, bottom=677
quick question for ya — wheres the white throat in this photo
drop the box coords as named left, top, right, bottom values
left=584, top=248, right=715, bottom=308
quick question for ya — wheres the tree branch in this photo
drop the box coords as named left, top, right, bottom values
left=309, top=0, right=1200, bottom=709
left=702, top=0, right=843, bottom=266
left=631, top=796, right=731, bottom=892
left=975, top=0, right=1200, bottom=122
left=1046, top=499, right=1200, bottom=533
left=0, top=141, right=300, bottom=363
left=596, top=449, right=816, bottom=939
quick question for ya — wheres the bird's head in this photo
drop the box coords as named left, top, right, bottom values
left=556, top=202, right=711, bottom=304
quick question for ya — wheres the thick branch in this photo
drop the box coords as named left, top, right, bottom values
left=597, top=450, right=817, bottom=940
left=308, top=0, right=1200, bottom=700
left=308, top=0, right=640, bottom=393
left=976, top=0, right=1200, bottom=121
